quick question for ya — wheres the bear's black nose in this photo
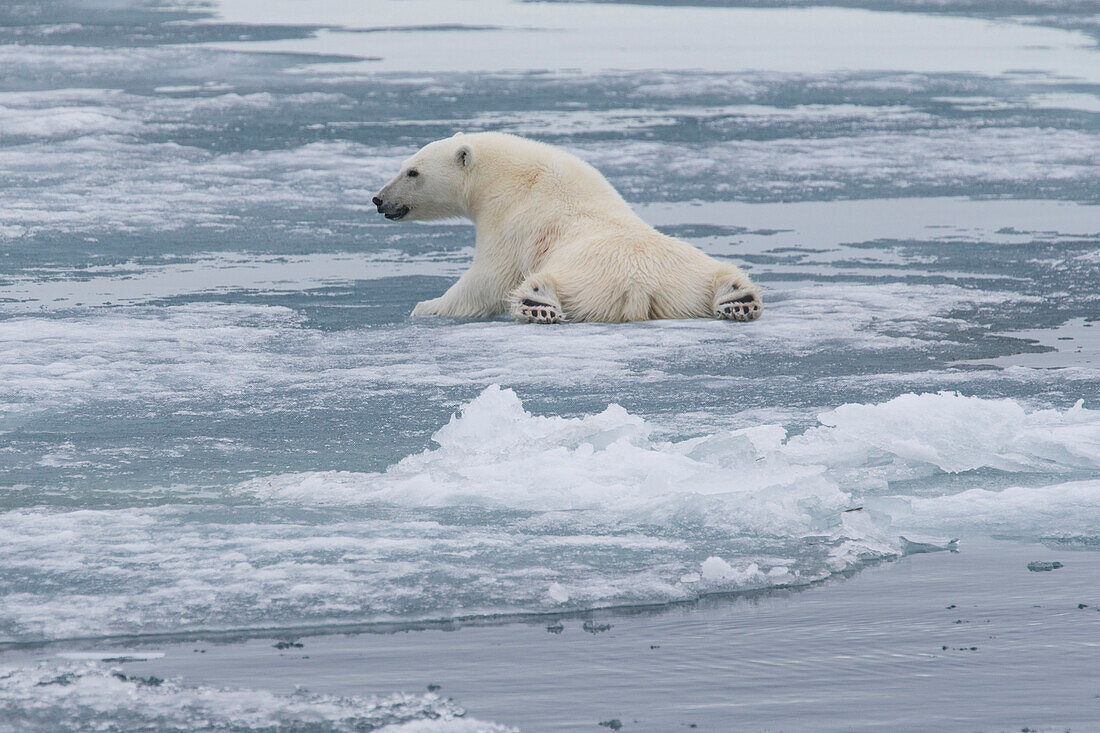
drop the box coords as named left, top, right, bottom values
left=372, top=196, right=383, bottom=207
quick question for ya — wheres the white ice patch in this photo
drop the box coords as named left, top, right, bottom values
left=0, top=661, right=513, bottom=733
left=245, top=387, right=1100, bottom=511
left=791, top=394, right=1100, bottom=475
left=1, top=387, right=1096, bottom=642
left=57, top=652, right=165, bottom=661
left=2, top=85, right=1097, bottom=238
left=0, top=89, right=145, bottom=138
left=208, top=1, right=1100, bottom=82
left=0, top=43, right=268, bottom=79
left=546, top=583, right=570, bottom=604
left=244, top=386, right=831, bottom=524
left=0, top=250, right=472, bottom=311
left=469, top=104, right=923, bottom=138
left=700, top=557, right=763, bottom=584
left=574, top=127, right=1100, bottom=201
left=883, top=479, right=1100, bottom=538
left=0, top=135, right=403, bottom=238
left=0, top=279, right=1026, bottom=418
left=381, top=722, right=517, bottom=733
left=1028, top=92, right=1100, bottom=113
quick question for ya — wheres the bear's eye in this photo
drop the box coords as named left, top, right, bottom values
left=406, top=169, right=419, bottom=178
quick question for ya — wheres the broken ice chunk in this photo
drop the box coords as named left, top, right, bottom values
left=1026, top=561, right=1064, bottom=572
left=700, top=557, right=762, bottom=583
left=547, top=582, right=570, bottom=602
left=899, top=535, right=960, bottom=554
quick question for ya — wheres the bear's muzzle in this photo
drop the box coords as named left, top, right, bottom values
left=372, top=196, right=410, bottom=221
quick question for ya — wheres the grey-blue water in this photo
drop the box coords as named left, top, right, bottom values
left=1, top=0, right=1098, bottom=730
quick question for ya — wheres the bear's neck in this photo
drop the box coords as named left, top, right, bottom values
left=464, top=174, right=556, bottom=234
left=463, top=153, right=555, bottom=221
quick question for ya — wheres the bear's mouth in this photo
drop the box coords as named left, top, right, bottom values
left=383, top=204, right=410, bottom=221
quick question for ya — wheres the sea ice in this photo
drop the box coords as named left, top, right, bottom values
left=0, top=661, right=514, bottom=733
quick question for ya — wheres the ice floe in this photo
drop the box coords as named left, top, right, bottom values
left=3, top=386, right=1093, bottom=642
left=0, top=661, right=512, bottom=733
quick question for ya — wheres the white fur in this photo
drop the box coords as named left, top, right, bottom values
left=374, top=132, right=761, bottom=323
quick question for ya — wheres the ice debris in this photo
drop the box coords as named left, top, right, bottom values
left=547, top=583, right=570, bottom=603
left=1026, top=561, right=1064, bottom=572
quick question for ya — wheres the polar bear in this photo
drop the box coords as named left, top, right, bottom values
left=372, top=133, right=761, bottom=323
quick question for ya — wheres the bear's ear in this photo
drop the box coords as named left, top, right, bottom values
left=454, top=144, right=472, bottom=169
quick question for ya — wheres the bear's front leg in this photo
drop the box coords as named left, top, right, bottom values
left=411, top=296, right=445, bottom=316
left=508, top=275, right=565, bottom=324
left=410, top=265, right=511, bottom=318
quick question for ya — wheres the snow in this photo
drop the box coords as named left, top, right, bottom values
left=2, top=386, right=1095, bottom=642
left=0, top=662, right=513, bottom=733
left=700, top=558, right=763, bottom=583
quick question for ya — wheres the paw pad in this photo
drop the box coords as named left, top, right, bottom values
left=715, top=291, right=762, bottom=322
left=517, top=297, right=563, bottom=324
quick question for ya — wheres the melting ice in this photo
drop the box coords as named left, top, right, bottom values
left=1, top=0, right=1098, bottom=660
left=0, top=662, right=512, bottom=733
left=3, top=386, right=1097, bottom=642
left=2, top=1, right=1099, bottom=729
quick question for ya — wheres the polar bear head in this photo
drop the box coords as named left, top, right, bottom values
left=373, top=133, right=473, bottom=221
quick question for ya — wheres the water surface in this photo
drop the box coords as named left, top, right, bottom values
left=1, top=0, right=1098, bottom=729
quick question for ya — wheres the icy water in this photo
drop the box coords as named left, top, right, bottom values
left=1, top=0, right=1099, bottom=730
left=6, top=539, right=1099, bottom=732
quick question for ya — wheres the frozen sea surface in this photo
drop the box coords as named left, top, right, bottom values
left=1, top=0, right=1098, bottom=729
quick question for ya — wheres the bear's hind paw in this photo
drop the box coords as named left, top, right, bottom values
left=514, top=297, right=564, bottom=324
left=714, top=290, right=762, bottom=322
